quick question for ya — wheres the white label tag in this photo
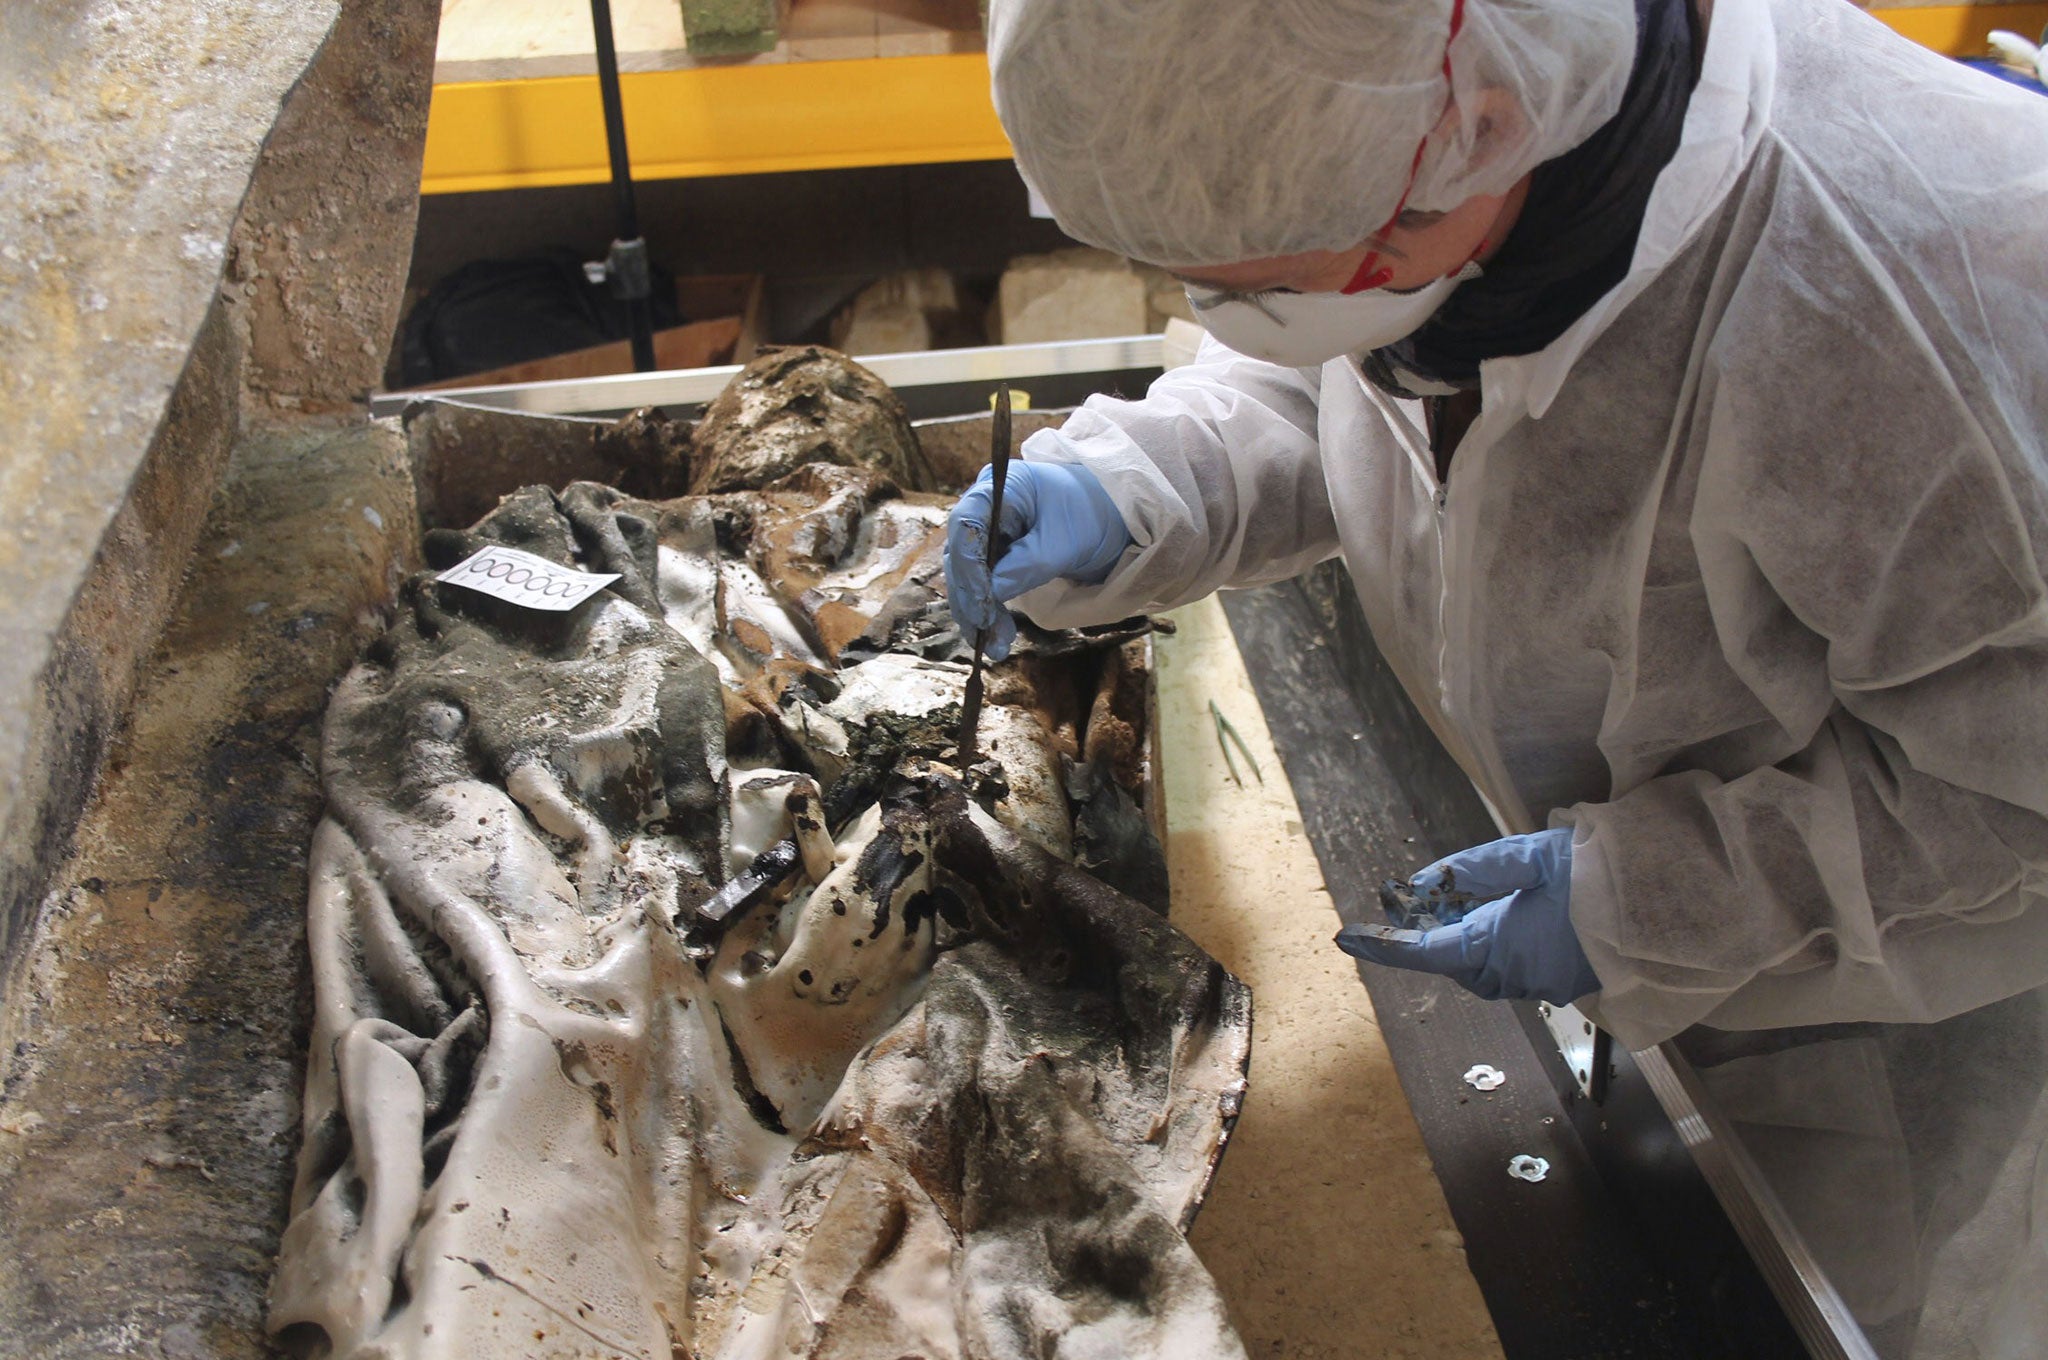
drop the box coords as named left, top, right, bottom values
left=436, top=545, right=620, bottom=612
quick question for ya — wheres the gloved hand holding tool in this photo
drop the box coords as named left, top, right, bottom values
left=1337, top=828, right=1600, bottom=1005
left=944, top=434, right=1133, bottom=664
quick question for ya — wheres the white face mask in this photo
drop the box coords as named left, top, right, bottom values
left=1185, top=260, right=1482, bottom=367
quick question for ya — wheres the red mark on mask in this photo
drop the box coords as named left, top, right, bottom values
left=1340, top=0, right=1467, bottom=299
left=1341, top=259, right=1395, bottom=294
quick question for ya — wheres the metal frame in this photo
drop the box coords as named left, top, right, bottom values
left=1633, top=1043, right=1880, bottom=1360
left=1470, top=796, right=1870, bottom=1354
left=1536, top=1000, right=1610, bottom=1102
left=371, top=336, right=1168, bottom=420
left=421, top=54, right=1013, bottom=195
left=413, top=8, right=2041, bottom=195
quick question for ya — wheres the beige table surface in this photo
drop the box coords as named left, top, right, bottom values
left=1157, top=597, right=1505, bottom=1360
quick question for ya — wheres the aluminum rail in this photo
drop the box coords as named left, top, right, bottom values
left=1521, top=960, right=1873, bottom=1346
left=1634, top=1042, right=1879, bottom=1360
left=369, top=335, right=1169, bottom=419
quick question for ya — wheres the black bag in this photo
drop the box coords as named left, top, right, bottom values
left=399, top=248, right=682, bottom=385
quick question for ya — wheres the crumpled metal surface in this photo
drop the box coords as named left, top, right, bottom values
left=268, top=466, right=1248, bottom=1360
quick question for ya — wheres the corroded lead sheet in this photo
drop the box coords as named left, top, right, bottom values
left=268, top=463, right=1250, bottom=1359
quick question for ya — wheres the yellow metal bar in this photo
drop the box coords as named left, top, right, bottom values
left=421, top=11, right=2042, bottom=195
left=1872, top=2, right=2048, bottom=54
left=422, top=53, right=1013, bottom=194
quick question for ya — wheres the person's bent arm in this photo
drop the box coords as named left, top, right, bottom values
left=1564, top=299, right=2048, bottom=1050
left=1010, top=336, right=1340, bottom=628
left=1567, top=685, right=2048, bottom=1050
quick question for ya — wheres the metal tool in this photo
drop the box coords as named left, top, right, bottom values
left=1208, top=699, right=1263, bottom=787
left=371, top=336, right=1169, bottom=420
left=957, top=386, right=1013, bottom=763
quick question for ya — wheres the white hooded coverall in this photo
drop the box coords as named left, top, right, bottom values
left=1014, top=0, right=2048, bottom=1352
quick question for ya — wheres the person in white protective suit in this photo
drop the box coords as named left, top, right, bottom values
left=941, top=0, right=2048, bottom=1355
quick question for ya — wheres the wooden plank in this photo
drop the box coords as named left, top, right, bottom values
left=783, top=0, right=881, bottom=61
left=434, top=0, right=979, bottom=81
left=874, top=0, right=982, bottom=57
left=675, top=273, right=766, bottom=362
left=435, top=0, right=696, bottom=81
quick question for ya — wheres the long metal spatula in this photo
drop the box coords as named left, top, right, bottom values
left=957, top=386, right=1013, bottom=764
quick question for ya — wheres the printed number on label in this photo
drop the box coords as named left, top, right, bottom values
left=435, top=545, right=621, bottom=613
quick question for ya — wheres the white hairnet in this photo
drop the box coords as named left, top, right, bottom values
left=987, top=0, right=1639, bottom=267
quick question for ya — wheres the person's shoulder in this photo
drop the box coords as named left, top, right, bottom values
left=1765, top=0, right=2048, bottom=181
left=1717, top=6, right=2048, bottom=367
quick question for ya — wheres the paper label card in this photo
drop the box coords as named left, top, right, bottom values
left=436, top=545, right=621, bottom=612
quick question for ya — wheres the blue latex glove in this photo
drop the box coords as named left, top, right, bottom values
left=943, top=459, right=1133, bottom=661
left=1335, top=828, right=1601, bottom=1004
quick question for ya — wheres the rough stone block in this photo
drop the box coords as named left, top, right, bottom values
left=830, top=268, right=964, bottom=355
left=988, top=246, right=1150, bottom=345
left=1141, top=264, right=1198, bottom=331
left=0, top=421, right=421, bottom=1359
left=0, top=0, right=436, bottom=1032
left=681, top=0, right=785, bottom=55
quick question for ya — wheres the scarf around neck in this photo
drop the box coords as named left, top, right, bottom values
left=1362, top=0, right=1703, bottom=397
